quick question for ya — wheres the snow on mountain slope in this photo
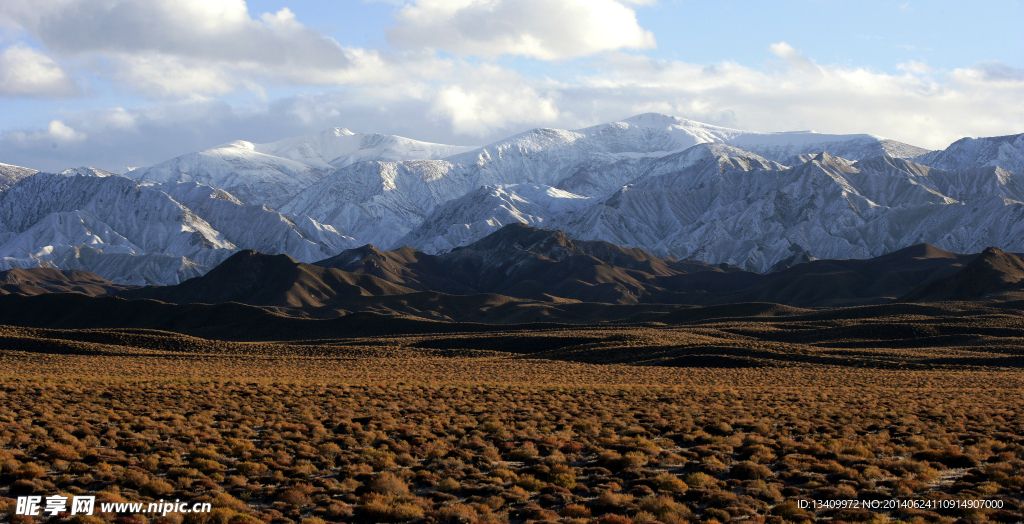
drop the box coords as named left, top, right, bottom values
left=852, top=156, right=1024, bottom=204
left=279, top=160, right=467, bottom=249
left=44, top=245, right=208, bottom=286
left=282, top=114, right=931, bottom=249
left=398, top=145, right=782, bottom=253
left=128, top=142, right=327, bottom=207
left=0, top=173, right=232, bottom=254
left=156, top=182, right=357, bottom=262
left=560, top=153, right=1024, bottom=271
left=255, top=127, right=477, bottom=171
left=4, top=116, right=1018, bottom=284
left=397, top=184, right=592, bottom=254
left=0, top=163, right=38, bottom=191
left=593, top=113, right=930, bottom=162
left=59, top=166, right=118, bottom=178
left=128, top=128, right=477, bottom=208
left=912, top=133, right=1024, bottom=173
left=0, top=172, right=357, bottom=284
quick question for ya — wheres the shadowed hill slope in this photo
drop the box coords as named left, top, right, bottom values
left=0, top=267, right=129, bottom=296
left=120, top=250, right=415, bottom=307
left=5, top=226, right=1022, bottom=313
left=901, top=247, right=1024, bottom=302
left=709, top=244, right=978, bottom=307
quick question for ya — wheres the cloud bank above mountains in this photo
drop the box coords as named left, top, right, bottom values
left=0, top=0, right=1021, bottom=172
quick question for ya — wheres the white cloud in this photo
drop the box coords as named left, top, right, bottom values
left=565, top=52, right=1024, bottom=150
left=768, top=41, right=822, bottom=75
left=431, top=84, right=559, bottom=136
left=897, top=60, right=932, bottom=75
left=1, top=0, right=348, bottom=66
left=386, top=0, right=656, bottom=60
left=0, top=0, right=382, bottom=98
left=46, top=120, right=85, bottom=141
left=425, top=64, right=560, bottom=135
left=0, top=44, right=79, bottom=97
left=1, top=36, right=1021, bottom=173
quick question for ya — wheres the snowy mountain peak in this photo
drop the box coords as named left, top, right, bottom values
left=619, top=113, right=731, bottom=132
left=810, top=151, right=858, bottom=171
left=912, top=133, right=1024, bottom=173
left=220, top=140, right=257, bottom=151
left=58, top=167, right=118, bottom=178
left=0, top=162, right=39, bottom=191
left=253, top=127, right=476, bottom=171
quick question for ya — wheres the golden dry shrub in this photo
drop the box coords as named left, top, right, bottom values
left=225, top=439, right=255, bottom=456
left=654, top=472, right=688, bottom=493
left=632, top=511, right=658, bottom=523
left=437, top=503, right=477, bottom=523
left=233, top=462, right=267, bottom=477
left=595, top=490, right=635, bottom=510
left=369, top=471, right=410, bottom=495
left=637, top=495, right=692, bottom=521
left=597, top=514, right=634, bottom=524
left=731, top=460, right=772, bottom=479
left=488, top=467, right=517, bottom=481
left=770, top=500, right=811, bottom=520
left=357, top=497, right=391, bottom=522
left=683, top=472, right=717, bottom=488
left=389, top=503, right=425, bottom=522
left=16, top=463, right=46, bottom=479
left=276, top=489, right=311, bottom=506
left=44, top=442, right=81, bottom=460
left=515, top=474, right=544, bottom=492
left=142, top=479, right=175, bottom=497
left=559, top=504, right=591, bottom=518
left=504, top=485, right=530, bottom=503
left=703, top=508, right=731, bottom=522
left=210, top=493, right=249, bottom=513
left=325, top=502, right=353, bottom=519
left=507, top=442, right=539, bottom=461
left=437, top=477, right=461, bottom=493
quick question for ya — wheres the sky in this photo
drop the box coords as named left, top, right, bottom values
left=0, top=0, right=1022, bottom=173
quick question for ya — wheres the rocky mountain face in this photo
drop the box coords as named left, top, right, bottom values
left=0, top=114, right=1021, bottom=284
left=0, top=162, right=38, bottom=191
left=900, top=247, right=1024, bottom=302
left=127, top=129, right=476, bottom=208
left=13, top=224, right=996, bottom=315
left=0, top=267, right=129, bottom=296
left=912, top=133, right=1024, bottom=174
left=0, top=172, right=355, bottom=285
left=278, top=115, right=930, bottom=250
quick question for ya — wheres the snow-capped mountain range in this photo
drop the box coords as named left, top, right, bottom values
left=0, top=162, right=38, bottom=191
left=1, top=114, right=1021, bottom=285
left=128, top=128, right=476, bottom=208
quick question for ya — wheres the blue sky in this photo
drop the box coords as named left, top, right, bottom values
left=1, top=0, right=1021, bottom=172
left=257, top=0, right=1023, bottom=73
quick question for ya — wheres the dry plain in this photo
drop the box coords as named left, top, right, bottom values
left=1, top=301, right=1023, bottom=524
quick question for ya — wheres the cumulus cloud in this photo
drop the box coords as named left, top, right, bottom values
left=0, top=0, right=384, bottom=98
left=565, top=51, right=1024, bottom=150
left=1, top=23, right=1022, bottom=174
left=0, top=44, right=79, bottom=97
left=897, top=60, right=933, bottom=75
left=429, top=65, right=560, bottom=135
left=0, top=93, right=452, bottom=172
left=386, top=0, right=656, bottom=60
left=46, top=120, right=86, bottom=141
left=2, top=0, right=349, bottom=66
left=767, top=41, right=822, bottom=75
